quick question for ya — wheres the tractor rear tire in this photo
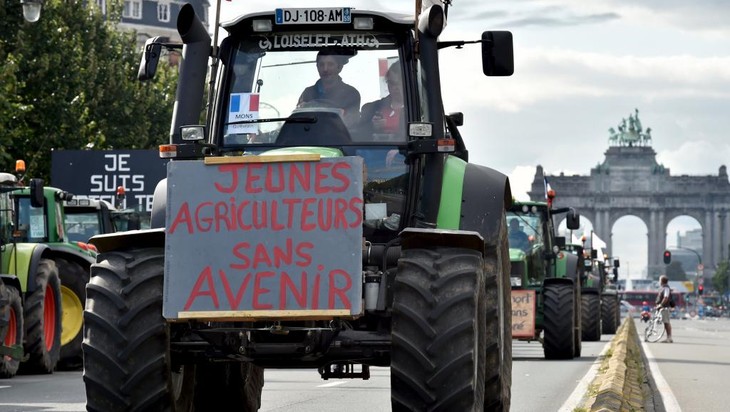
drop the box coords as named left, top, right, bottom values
left=83, top=248, right=194, bottom=412
left=601, top=294, right=619, bottom=334
left=543, top=282, right=575, bottom=360
left=391, top=247, right=489, bottom=411
left=573, top=284, right=582, bottom=358
left=20, top=259, right=62, bottom=374
left=194, top=362, right=264, bottom=411
left=56, top=257, right=89, bottom=370
left=581, top=294, right=602, bottom=341
left=483, top=218, right=512, bottom=411
left=1, top=285, right=23, bottom=378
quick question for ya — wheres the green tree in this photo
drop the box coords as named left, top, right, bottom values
left=0, top=0, right=177, bottom=182
left=713, top=261, right=729, bottom=296
left=665, top=261, right=687, bottom=281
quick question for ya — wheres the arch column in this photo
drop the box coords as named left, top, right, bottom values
left=703, top=211, right=713, bottom=270
left=647, top=209, right=665, bottom=279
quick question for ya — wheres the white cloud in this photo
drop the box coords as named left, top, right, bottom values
left=657, top=141, right=730, bottom=175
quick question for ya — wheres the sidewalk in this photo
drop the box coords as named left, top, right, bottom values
left=638, top=317, right=730, bottom=411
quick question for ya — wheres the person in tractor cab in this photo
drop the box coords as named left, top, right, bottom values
left=358, top=62, right=405, bottom=139
left=508, top=218, right=530, bottom=251
left=298, top=49, right=361, bottom=127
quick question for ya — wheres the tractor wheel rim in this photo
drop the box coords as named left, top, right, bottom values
left=44, top=284, right=57, bottom=352
left=3, top=308, right=17, bottom=360
left=60, top=285, right=84, bottom=346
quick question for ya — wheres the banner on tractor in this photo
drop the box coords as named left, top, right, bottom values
left=511, top=290, right=536, bottom=338
left=163, top=157, right=364, bottom=319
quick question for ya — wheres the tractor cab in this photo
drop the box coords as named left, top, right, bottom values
left=211, top=16, right=418, bottom=239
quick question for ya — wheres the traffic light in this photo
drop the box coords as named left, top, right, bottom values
left=663, top=250, right=672, bottom=264
left=698, top=285, right=704, bottom=296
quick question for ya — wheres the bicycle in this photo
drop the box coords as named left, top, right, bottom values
left=644, top=307, right=666, bottom=342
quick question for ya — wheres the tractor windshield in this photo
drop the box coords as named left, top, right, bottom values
left=215, top=30, right=411, bottom=237
left=0, top=192, right=12, bottom=243
left=506, top=211, right=544, bottom=252
left=14, top=196, right=48, bottom=242
left=218, top=31, right=407, bottom=148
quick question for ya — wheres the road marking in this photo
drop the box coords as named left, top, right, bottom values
left=317, top=381, right=348, bottom=388
left=641, top=340, right=682, bottom=411
left=557, top=339, right=612, bottom=412
left=0, top=403, right=86, bottom=411
left=0, top=386, right=10, bottom=389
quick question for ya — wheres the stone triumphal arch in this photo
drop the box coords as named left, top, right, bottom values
left=527, top=110, right=730, bottom=278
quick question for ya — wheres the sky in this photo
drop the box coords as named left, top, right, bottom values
left=209, top=0, right=730, bottom=279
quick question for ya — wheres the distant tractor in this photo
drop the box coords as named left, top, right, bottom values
left=9, top=168, right=97, bottom=369
left=565, top=238, right=621, bottom=339
left=508, top=199, right=582, bottom=359
left=1, top=173, right=62, bottom=377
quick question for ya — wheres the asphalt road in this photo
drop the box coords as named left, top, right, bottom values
left=0, top=338, right=611, bottom=412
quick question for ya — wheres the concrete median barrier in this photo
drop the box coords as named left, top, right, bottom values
left=578, top=317, right=650, bottom=412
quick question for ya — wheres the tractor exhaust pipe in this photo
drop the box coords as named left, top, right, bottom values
left=170, top=4, right=211, bottom=144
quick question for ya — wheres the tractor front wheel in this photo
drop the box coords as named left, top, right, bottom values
left=601, top=294, right=620, bottom=334
left=1, top=284, right=23, bottom=378
left=56, top=257, right=89, bottom=370
left=20, top=259, right=62, bottom=374
left=83, top=248, right=195, bottom=412
left=543, top=282, right=575, bottom=360
left=194, top=362, right=265, bottom=411
left=391, top=247, right=488, bottom=411
left=581, top=294, right=602, bottom=341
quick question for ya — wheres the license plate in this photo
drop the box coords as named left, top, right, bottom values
left=275, top=8, right=352, bottom=25
left=510, top=277, right=522, bottom=287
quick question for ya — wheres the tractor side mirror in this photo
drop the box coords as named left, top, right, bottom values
left=481, top=31, right=514, bottom=76
left=566, top=210, right=580, bottom=230
left=447, top=112, right=464, bottom=127
left=29, top=178, right=44, bottom=208
left=613, top=259, right=620, bottom=268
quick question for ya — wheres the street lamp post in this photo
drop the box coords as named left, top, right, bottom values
left=20, top=0, right=43, bottom=23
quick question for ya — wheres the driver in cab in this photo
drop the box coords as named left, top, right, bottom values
left=508, top=218, right=531, bottom=252
left=298, top=49, right=360, bottom=126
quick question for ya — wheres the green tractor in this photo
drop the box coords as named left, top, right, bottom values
left=82, top=2, right=515, bottom=410
left=565, top=238, right=621, bottom=339
left=508, top=199, right=582, bottom=359
left=1, top=174, right=62, bottom=377
left=11, top=180, right=97, bottom=370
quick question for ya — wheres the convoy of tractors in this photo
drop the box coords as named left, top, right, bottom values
left=0, top=2, right=627, bottom=411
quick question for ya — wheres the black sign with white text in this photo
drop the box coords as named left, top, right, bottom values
left=51, top=150, right=168, bottom=211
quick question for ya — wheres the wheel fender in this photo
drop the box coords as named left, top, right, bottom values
left=89, top=228, right=166, bottom=254
left=400, top=228, right=485, bottom=254
left=14, top=243, right=51, bottom=294
left=460, top=163, right=512, bottom=246
left=150, top=178, right=167, bottom=229
left=0, top=275, right=21, bottom=295
left=43, top=245, right=96, bottom=266
left=543, top=277, right=574, bottom=289
left=560, top=253, right=580, bottom=282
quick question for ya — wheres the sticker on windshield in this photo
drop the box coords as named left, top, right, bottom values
left=275, top=8, right=351, bottom=25
left=257, top=34, right=381, bottom=50
left=227, top=93, right=260, bottom=134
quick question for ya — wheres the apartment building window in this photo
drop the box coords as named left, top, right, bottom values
left=123, top=0, right=142, bottom=19
left=158, top=2, right=170, bottom=22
